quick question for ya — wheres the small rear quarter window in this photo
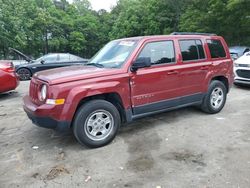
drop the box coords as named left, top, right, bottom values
left=207, top=39, right=226, bottom=58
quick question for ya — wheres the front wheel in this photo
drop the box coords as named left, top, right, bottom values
left=73, top=100, right=121, bottom=148
left=200, top=80, right=227, bottom=114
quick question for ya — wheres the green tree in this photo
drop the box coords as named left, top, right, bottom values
left=0, top=0, right=249, bottom=59
left=179, top=0, right=250, bottom=45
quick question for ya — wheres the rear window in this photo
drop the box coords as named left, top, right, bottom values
left=179, top=40, right=205, bottom=61
left=207, top=39, right=226, bottom=58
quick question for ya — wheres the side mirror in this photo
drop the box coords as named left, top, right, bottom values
left=40, top=60, right=45, bottom=64
left=131, top=57, right=151, bottom=72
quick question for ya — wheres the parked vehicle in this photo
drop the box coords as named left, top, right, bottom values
left=16, top=53, right=89, bottom=80
left=0, top=61, right=19, bottom=93
left=229, top=46, right=250, bottom=59
left=234, top=51, right=250, bottom=86
left=23, top=33, right=234, bottom=148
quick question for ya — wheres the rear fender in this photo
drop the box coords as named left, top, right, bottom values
left=203, top=73, right=230, bottom=93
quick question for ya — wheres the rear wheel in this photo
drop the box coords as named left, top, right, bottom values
left=200, top=80, right=227, bottom=114
left=17, top=68, right=32, bottom=81
left=73, top=100, right=121, bottom=148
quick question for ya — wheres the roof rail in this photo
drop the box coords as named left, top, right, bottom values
left=171, top=32, right=217, bottom=36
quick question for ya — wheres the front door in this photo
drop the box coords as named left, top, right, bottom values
left=130, top=40, right=182, bottom=115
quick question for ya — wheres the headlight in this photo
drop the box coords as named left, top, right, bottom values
left=234, top=63, right=239, bottom=67
left=39, top=84, right=47, bottom=101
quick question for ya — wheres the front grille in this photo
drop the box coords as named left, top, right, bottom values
left=239, top=64, right=250, bottom=68
left=236, top=70, right=250, bottom=79
left=29, top=79, right=40, bottom=104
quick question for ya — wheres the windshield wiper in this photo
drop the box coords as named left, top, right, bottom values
left=85, top=63, right=104, bottom=68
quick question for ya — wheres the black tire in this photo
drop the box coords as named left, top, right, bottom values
left=200, top=80, right=227, bottom=114
left=73, top=100, right=121, bottom=148
left=17, top=68, right=32, bottom=81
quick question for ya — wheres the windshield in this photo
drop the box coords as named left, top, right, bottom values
left=87, top=40, right=138, bottom=68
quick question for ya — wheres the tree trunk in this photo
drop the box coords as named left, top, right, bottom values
left=44, top=30, right=48, bottom=54
left=2, top=45, right=6, bottom=59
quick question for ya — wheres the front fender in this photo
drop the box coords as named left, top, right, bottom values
left=59, top=80, right=130, bottom=121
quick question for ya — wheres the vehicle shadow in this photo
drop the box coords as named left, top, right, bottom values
left=234, top=84, right=250, bottom=90
left=119, top=106, right=203, bottom=135
left=0, top=91, right=20, bottom=101
left=28, top=127, right=84, bottom=150
left=27, top=106, right=203, bottom=151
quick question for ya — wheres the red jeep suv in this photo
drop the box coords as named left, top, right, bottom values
left=23, top=33, right=234, bottom=148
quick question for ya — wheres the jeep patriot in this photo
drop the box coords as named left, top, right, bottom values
left=23, top=33, right=234, bottom=148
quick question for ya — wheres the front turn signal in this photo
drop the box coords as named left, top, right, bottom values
left=46, top=99, right=65, bottom=105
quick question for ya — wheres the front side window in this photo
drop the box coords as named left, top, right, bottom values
left=179, top=39, right=205, bottom=61
left=207, top=39, right=226, bottom=58
left=36, top=54, right=59, bottom=63
left=138, top=41, right=175, bottom=65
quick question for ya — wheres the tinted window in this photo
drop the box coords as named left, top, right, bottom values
left=42, top=54, right=59, bottom=63
left=207, top=39, right=226, bottom=58
left=179, top=40, right=205, bottom=61
left=138, top=41, right=175, bottom=65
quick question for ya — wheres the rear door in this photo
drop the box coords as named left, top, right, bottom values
left=206, top=39, right=233, bottom=85
left=177, top=39, right=211, bottom=101
left=130, top=40, right=182, bottom=115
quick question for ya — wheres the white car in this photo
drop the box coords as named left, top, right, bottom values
left=234, top=51, right=250, bottom=85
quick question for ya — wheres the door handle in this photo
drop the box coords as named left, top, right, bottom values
left=167, top=70, right=178, bottom=75
left=200, top=66, right=209, bottom=70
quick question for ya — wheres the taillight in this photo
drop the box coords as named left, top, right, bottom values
left=0, top=61, right=14, bottom=73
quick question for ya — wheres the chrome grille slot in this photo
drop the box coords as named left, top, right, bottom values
left=29, top=80, right=40, bottom=104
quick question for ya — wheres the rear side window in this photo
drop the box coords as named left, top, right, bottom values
left=207, top=39, right=226, bottom=58
left=138, top=41, right=175, bottom=65
left=179, top=40, right=205, bottom=61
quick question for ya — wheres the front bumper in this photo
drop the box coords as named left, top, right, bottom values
left=23, top=96, right=71, bottom=131
left=234, top=79, right=250, bottom=85
left=234, top=67, right=250, bottom=85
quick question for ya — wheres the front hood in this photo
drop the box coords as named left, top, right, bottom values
left=235, top=55, right=250, bottom=64
left=34, top=65, right=121, bottom=85
left=9, top=48, right=33, bottom=62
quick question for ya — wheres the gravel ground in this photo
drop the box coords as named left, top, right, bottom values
left=0, top=81, right=250, bottom=188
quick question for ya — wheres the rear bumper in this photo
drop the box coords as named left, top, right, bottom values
left=0, top=72, right=19, bottom=93
left=23, top=95, right=71, bottom=131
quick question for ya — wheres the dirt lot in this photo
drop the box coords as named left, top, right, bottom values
left=0, top=81, right=250, bottom=188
